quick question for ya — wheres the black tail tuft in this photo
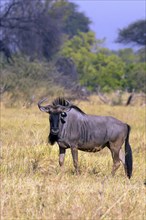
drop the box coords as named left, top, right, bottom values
left=125, top=124, right=133, bottom=179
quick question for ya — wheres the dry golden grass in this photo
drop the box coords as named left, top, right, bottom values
left=1, top=99, right=145, bottom=220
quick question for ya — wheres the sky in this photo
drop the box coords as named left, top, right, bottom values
left=70, top=0, right=145, bottom=50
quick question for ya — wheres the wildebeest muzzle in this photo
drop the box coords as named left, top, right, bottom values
left=50, top=113, right=60, bottom=135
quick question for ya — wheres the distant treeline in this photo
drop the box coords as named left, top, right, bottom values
left=0, top=0, right=145, bottom=104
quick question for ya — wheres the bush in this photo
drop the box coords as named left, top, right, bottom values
left=0, top=56, right=66, bottom=106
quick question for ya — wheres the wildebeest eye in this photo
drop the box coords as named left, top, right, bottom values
left=61, top=112, right=67, bottom=117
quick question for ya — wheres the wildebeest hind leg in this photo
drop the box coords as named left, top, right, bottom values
left=109, top=142, right=121, bottom=176
left=119, top=149, right=128, bottom=176
left=119, top=149, right=125, bottom=165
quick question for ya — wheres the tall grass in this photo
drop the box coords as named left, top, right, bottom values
left=1, top=99, right=145, bottom=220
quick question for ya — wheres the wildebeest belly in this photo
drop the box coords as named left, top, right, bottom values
left=77, top=144, right=106, bottom=152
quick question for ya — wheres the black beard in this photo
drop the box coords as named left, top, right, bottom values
left=48, top=133, right=58, bottom=145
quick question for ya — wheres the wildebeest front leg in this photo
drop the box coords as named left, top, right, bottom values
left=71, top=147, right=79, bottom=174
left=59, top=147, right=66, bottom=167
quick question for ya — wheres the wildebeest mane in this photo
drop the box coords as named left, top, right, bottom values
left=52, top=97, right=70, bottom=107
left=70, top=105, right=85, bottom=115
left=52, top=97, right=85, bottom=115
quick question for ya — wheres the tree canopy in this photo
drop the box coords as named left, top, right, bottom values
left=61, top=31, right=146, bottom=93
left=116, top=19, right=146, bottom=47
left=0, top=0, right=90, bottom=60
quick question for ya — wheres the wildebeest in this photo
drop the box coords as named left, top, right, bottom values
left=38, top=97, right=133, bottom=178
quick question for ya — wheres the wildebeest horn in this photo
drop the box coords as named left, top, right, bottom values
left=64, top=100, right=70, bottom=106
left=38, top=98, right=51, bottom=113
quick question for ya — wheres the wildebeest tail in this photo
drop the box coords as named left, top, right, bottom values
left=125, top=124, right=133, bottom=179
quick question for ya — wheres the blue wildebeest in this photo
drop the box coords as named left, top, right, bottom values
left=38, top=97, right=133, bottom=178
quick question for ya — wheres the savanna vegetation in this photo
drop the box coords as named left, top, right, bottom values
left=0, top=0, right=146, bottom=219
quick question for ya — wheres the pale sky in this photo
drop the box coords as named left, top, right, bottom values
left=70, top=0, right=145, bottom=50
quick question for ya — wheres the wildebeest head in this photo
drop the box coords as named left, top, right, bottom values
left=38, top=98, right=70, bottom=136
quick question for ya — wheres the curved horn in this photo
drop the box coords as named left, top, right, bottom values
left=38, top=98, right=51, bottom=113
left=64, top=99, right=70, bottom=107
left=38, top=97, right=48, bottom=108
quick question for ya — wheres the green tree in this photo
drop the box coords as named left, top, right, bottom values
left=124, top=63, right=146, bottom=93
left=61, top=31, right=126, bottom=92
left=116, top=48, right=137, bottom=63
left=61, top=2, right=91, bottom=38
left=60, top=32, right=99, bottom=90
left=94, top=54, right=125, bottom=92
left=116, top=19, right=146, bottom=46
left=136, top=48, right=146, bottom=62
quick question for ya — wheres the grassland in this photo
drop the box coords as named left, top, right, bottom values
left=1, top=98, right=145, bottom=220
